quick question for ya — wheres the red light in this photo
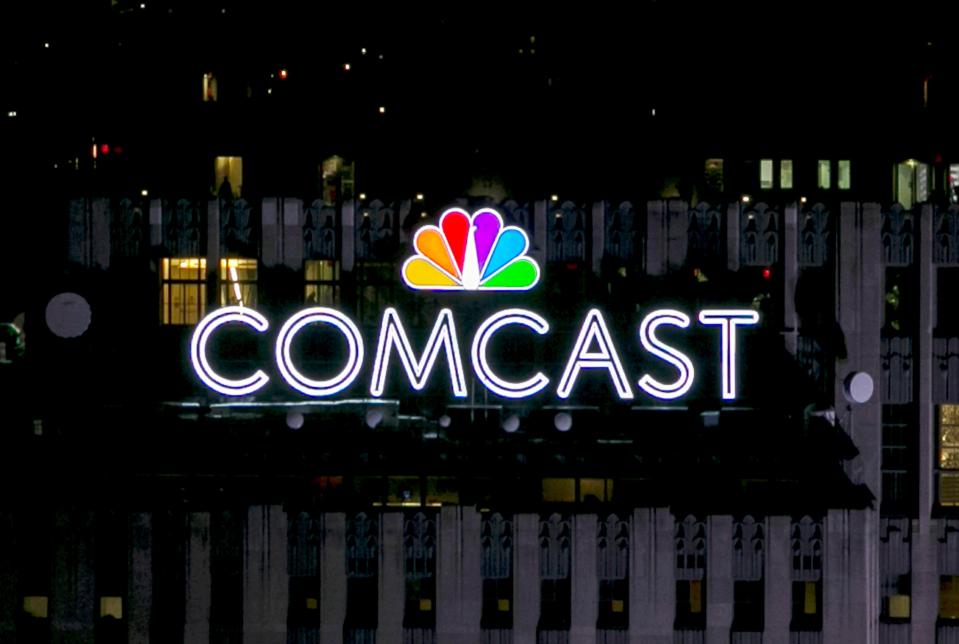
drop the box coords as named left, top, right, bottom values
left=114, top=145, right=123, bottom=155
left=100, top=144, right=110, bottom=155
left=936, top=153, right=944, bottom=164
left=762, top=267, right=772, bottom=280
left=278, top=68, right=288, bottom=80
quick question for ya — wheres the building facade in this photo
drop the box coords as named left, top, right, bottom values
left=5, top=191, right=959, bottom=643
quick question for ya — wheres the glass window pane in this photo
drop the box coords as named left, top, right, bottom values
left=760, top=160, right=774, bottom=190
left=817, top=161, right=831, bottom=189
left=780, top=160, right=794, bottom=189
left=838, top=160, right=851, bottom=190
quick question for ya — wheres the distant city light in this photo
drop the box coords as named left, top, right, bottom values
left=6, top=111, right=15, bottom=118
left=278, top=69, right=288, bottom=80
left=420, top=211, right=427, bottom=218
left=141, top=189, right=149, bottom=197
left=651, top=108, right=656, bottom=116
left=415, top=193, right=424, bottom=201
left=359, top=193, right=367, bottom=200
left=378, top=106, right=386, bottom=114
left=762, top=267, right=772, bottom=280
left=91, top=144, right=97, bottom=159
left=139, top=2, right=145, bottom=8
left=344, top=63, right=351, bottom=71
left=267, top=88, right=273, bottom=95
left=550, top=194, right=559, bottom=202
left=114, top=145, right=123, bottom=155
left=43, top=42, right=49, bottom=49
left=361, top=48, right=367, bottom=55
left=741, top=195, right=750, bottom=203
left=378, top=54, right=383, bottom=60
left=800, top=196, right=808, bottom=204
left=100, top=144, right=110, bottom=155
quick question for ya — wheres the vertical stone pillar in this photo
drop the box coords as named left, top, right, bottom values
left=437, top=507, right=479, bottom=643
left=320, top=512, right=346, bottom=644
left=782, top=202, right=799, bottom=354
left=591, top=202, right=605, bottom=276
left=914, top=203, right=938, bottom=642
left=378, top=512, right=404, bottom=644
left=282, top=198, right=304, bottom=270
left=184, top=512, right=211, bottom=644
left=631, top=508, right=674, bottom=644
left=513, top=513, right=540, bottom=642
left=533, top=201, right=548, bottom=267
left=243, top=505, right=287, bottom=644
left=726, top=203, right=740, bottom=273
left=764, top=516, right=791, bottom=642
left=51, top=510, right=95, bottom=644
left=646, top=200, right=667, bottom=276
left=341, top=200, right=355, bottom=273
left=706, top=515, right=733, bottom=644
left=570, top=514, right=597, bottom=644
left=261, top=197, right=279, bottom=267
left=666, top=200, right=688, bottom=272
left=149, top=198, right=163, bottom=247
left=128, top=512, right=152, bottom=644
left=91, top=197, right=111, bottom=269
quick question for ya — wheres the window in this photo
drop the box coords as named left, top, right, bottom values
left=161, top=258, right=207, bottom=325
left=880, top=519, right=911, bottom=622
left=940, top=405, right=959, bottom=506
left=817, top=160, right=831, bottom=189
left=780, top=159, right=794, bottom=189
left=214, top=156, right=242, bottom=198
left=760, top=159, right=774, bottom=190
left=202, top=73, right=218, bottom=102
left=882, top=405, right=916, bottom=513
left=941, top=576, right=959, bottom=620
left=791, top=517, right=823, bottom=632
left=949, top=164, right=959, bottom=204
left=938, top=269, right=959, bottom=334
left=838, top=160, right=851, bottom=190
left=704, top=158, right=724, bottom=193
left=345, top=513, right=378, bottom=634
left=895, top=160, right=930, bottom=209
left=304, top=259, right=340, bottom=305
left=219, top=258, right=257, bottom=307
left=597, top=514, right=629, bottom=631
left=403, top=512, right=436, bottom=630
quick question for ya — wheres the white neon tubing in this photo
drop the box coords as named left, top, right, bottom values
left=190, top=306, right=270, bottom=396
left=471, top=308, right=550, bottom=398
left=556, top=308, right=634, bottom=400
left=637, top=309, right=695, bottom=400
left=275, top=307, right=365, bottom=397
left=370, top=307, right=467, bottom=397
left=698, top=309, right=759, bottom=400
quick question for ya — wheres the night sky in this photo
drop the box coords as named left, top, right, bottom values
left=1, top=1, right=957, bottom=318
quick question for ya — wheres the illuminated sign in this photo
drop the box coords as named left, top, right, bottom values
left=190, top=306, right=758, bottom=401
left=403, top=208, right=540, bottom=291
left=189, top=208, right=760, bottom=402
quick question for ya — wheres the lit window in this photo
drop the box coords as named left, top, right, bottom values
left=578, top=478, right=614, bottom=503
left=100, top=597, right=122, bottom=619
left=22, top=596, right=48, bottom=619
left=304, top=259, right=340, bottom=305
left=219, top=258, right=257, bottom=307
left=542, top=478, right=575, bottom=503
left=817, top=161, right=831, bottom=189
left=705, top=159, right=724, bottom=193
left=780, top=160, right=794, bottom=189
left=161, top=258, right=207, bottom=325
left=838, top=160, right=851, bottom=190
left=941, top=576, right=959, bottom=619
left=760, top=159, right=774, bottom=190
left=940, top=405, right=959, bottom=506
left=214, top=156, right=242, bottom=198
left=202, top=73, right=218, bottom=102
left=949, top=164, right=959, bottom=204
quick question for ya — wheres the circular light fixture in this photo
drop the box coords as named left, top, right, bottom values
left=502, top=414, right=520, bottom=433
left=286, top=411, right=304, bottom=430
left=365, top=409, right=384, bottom=428
left=45, top=292, right=92, bottom=338
left=438, top=414, right=451, bottom=428
left=843, top=372, right=874, bottom=404
left=554, top=412, right=572, bottom=432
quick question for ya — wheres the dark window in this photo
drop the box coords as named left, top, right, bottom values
left=675, top=579, right=706, bottom=629
left=539, top=578, right=572, bottom=630
left=733, top=580, right=764, bottom=631
left=597, top=579, right=628, bottom=630
left=791, top=581, right=823, bottom=631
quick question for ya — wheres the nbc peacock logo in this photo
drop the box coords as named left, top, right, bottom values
left=402, top=208, right=541, bottom=291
